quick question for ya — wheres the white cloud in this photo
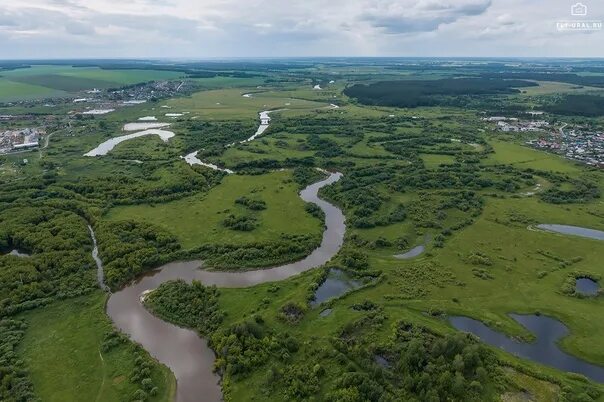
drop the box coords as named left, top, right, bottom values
left=361, top=0, right=493, bottom=33
left=0, top=0, right=602, bottom=58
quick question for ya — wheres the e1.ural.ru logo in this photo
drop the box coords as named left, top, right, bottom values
left=571, top=2, right=588, bottom=16
left=557, top=2, right=602, bottom=31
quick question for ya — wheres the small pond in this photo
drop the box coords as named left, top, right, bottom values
left=394, top=234, right=430, bottom=259
left=394, top=245, right=425, bottom=260
left=536, top=224, right=604, bottom=241
left=576, top=278, right=600, bottom=296
left=311, top=269, right=362, bottom=307
left=450, top=314, right=604, bottom=382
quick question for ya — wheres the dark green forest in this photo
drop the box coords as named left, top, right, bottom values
left=344, top=78, right=537, bottom=107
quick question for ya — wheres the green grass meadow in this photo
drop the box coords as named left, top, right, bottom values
left=485, top=140, right=583, bottom=173
left=105, top=170, right=323, bottom=249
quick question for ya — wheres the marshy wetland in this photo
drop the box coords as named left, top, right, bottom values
left=450, top=314, right=604, bottom=383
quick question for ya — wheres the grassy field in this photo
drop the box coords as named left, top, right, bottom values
left=105, top=170, right=323, bottom=249
left=381, top=196, right=604, bottom=360
left=192, top=76, right=266, bottom=89
left=421, top=153, right=457, bottom=168
left=0, top=79, right=65, bottom=100
left=520, top=81, right=604, bottom=96
left=164, top=88, right=328, bottom=120
left=484, top=139, right=583, bottom=173
left=212, top=191, right=604, bottom=400
left=18, top=292, right=175, bottom=402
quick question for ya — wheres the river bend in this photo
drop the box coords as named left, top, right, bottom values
left=104, top=172, right=345, bottom=402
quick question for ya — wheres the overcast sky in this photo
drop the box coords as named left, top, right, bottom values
left=0, top=0, right=603, bottom=59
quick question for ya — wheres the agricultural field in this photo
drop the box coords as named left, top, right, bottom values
left=0, top=78, right=65, bottom=100
left=0, top=65, right=184, bottom=101
left=519, top=81, right=604, bottom=96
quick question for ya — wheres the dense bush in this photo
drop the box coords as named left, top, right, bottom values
left=278, top=302, right=307, bottom=324
left=129, top=348, right=161, bottom=402
left=211, top=320, right=300, bottom=379
left=189, top=233, right=321, bottom=269
left=0, top=319, right=36, bottom=402
left=304, top=202, right=325, bottom=220
left=0, top=207, right=96, bottom=316
left=292, top=166, right=324, bottom=188
left=145, top=280, right=223, bottom=335
left=62, top=162, right=221, bottom=205
left=222, top=214, right=258, bottom=231
left=180, top=120, right=257, bottom=152
left=539, top=181, right=600, bottom=204
left=329, top=318, right=502, bottom=401
left=341, top=249, right=370, bottom=271
left=96, top=220, right=180, bottom=290
left=235, top=196, right=266, bottom=211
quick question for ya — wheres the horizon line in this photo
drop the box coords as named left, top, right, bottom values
left=2, top=56, right=604, bottom=62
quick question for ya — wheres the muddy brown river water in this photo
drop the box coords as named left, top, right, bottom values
left=104, top=172, right=345, bottom=402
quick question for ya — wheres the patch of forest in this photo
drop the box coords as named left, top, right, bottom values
left=0, top=207, right=97, bottom=316
left=344, top=78, right=537, bottom=108
left=543, top=95, right=604, bottom=117
left=144, top=280, right=223, bottom=336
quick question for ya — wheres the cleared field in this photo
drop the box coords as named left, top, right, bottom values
left=519, top=81, right=604, bottom=96
left=55, top=67, right=183, bottom=84
left=0, top=79, right=64, bottom=101
left=18, top=292, right=175, bottom=402
left=484, top=140, right=582, bottom=173
left=7, top=74, right=124, bottom=92
left=192, top=76, right=266, bottom=89
left=422, top=153, right=457, bottom=168
left=104, top=170, right=323, bottom=249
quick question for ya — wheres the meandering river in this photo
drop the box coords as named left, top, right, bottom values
left=183, top=110, right=272, bottom=172
left=100, top=171, right=345, bottom=402
left=90, top=106, right=343, bottom=400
